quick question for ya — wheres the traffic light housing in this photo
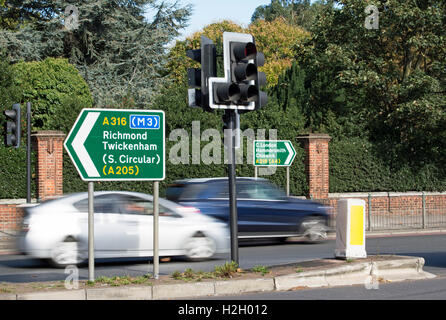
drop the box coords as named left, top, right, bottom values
left=3, top=103, right=21, bottom=148
left=186, top=36, right=216, bottom=112
left=209, top=32, right=267, bottom=111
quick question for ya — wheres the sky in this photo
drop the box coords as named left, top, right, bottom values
left=178, top=0, right=272, bottom=39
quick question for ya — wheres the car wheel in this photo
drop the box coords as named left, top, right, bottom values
left=50, top=236, right=87, bottom=267
left=184, top=232, right=216, bottom=261
left=300, top=217, right=328, bottom=243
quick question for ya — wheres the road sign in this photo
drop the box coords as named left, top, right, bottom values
left=64, top=108, right=165, bottom=181
left=253, top=140, right=296, bottom=167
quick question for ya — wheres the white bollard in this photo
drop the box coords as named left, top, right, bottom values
left=335, top=199, right=367, bottom=259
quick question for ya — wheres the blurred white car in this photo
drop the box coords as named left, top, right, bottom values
left=17, top=191, right=229, bottom=267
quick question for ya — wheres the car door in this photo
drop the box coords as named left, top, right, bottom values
left=236, top=181, right=296, bottom=237
left=93, top=194, right=138, bottom=257
left=114, top=195, right=184, bottom=257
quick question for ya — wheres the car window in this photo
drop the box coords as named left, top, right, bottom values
left=236, top=183, right=252, bottom=199
left=209, top=181, right=286, bottom=200
left=116, top=195, right=176, bottom=216
left=73, top=194, right=119, bottom=213
left=95, top=195, right=119, bottom=213
left=73, top=194, right=176, bottom=216
left=246, top=182, right=286, bottom=200
left=166, top=183, right=207, bottom=201
left=212, top=182, right=228, bottom=198
left=73, top=198, right=88, bottom=212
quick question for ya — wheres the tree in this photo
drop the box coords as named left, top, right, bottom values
left=166, top=20, right=243, bottom=86
left=12, top=57, right=93, bottom=132
left=251, top=0, right=334, bottom=31
left=248, top=17, right=309, bottom=87
left=0, top=54, right=21, bottom=135
left=0, top=0, right=192, bottom=107
left=279, top=0, right=445, bottom=165
left=167, top=18, right=309, bottom=88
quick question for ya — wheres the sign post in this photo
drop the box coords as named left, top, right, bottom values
left=88, top=181, right=94, bottom=281
left=253, top=140, right=296, bottom=196
left=153, top=181, right=159, bottom=279
left=64, top=108, right=165, bottom=280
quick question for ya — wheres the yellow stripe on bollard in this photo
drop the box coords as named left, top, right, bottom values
left=350, top=205, right=364, bottom=246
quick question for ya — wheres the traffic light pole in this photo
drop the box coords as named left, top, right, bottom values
left=26, top=102, right=31, bottom=204
left=226, top=109, right=239, bottom=265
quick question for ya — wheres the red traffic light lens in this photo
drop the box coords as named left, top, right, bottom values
left=244, top=43, right=257, bottom=60
left=233, top=42, right=257, bottom=61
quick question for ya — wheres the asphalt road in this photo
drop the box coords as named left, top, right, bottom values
left=0, top=233, right=445, bottom=283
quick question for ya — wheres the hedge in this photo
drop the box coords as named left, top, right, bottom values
left=329, top=137, right=446, bottom=193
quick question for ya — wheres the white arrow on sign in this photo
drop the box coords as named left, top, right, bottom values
left=284, top=141, right=296, bottom=166
left=71, top=112, right=100, bottom=177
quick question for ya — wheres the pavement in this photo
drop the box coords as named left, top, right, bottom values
left=0, top=254, right=436, bottom=300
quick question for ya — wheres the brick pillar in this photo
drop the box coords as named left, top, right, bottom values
left=297, top=134, right=331, bottom=199
left=32, top=131, right=66, bottom=201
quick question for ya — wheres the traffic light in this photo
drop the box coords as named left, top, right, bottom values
left=3, top=103, right=21, bottom=148
left=230, top=41, right=267, bottom=110
left=209, top=32, right=267, bottom=111
left=186, top=36, right=216, bottom=112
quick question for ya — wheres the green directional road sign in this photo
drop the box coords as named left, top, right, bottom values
left=64, top=108, right=165, bottom=181
left=253, top=140, right=296, bottom=167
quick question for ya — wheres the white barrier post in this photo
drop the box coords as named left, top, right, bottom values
left=335, top=199, right=367, bottom=259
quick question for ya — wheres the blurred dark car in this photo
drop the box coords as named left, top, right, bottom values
left=166, top=177, right=331, bottom=242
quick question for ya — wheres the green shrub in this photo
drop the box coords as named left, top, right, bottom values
left=12, top=57, right=93, bottom=131
left=0, top=58, right=92, bottom=198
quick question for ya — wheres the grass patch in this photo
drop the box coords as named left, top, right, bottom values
left=252, top=265, right=269, bottom=276
left=91, top=274, right=152, bottom=287
left=171, top=261, right=241, bottom=281
left=346, top=258, right=355, bottom=263
left=0, top=286, right=12, bottom=294
left=213, top=261, right=239, bottom=278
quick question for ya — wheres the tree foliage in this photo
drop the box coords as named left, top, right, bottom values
left=167, top=18, right=309, bottom=88
left=0, top=0, right=192, bottom=107
left=277, top=0, right=445, bottom=165
left=12, top=57, right=93, bottom=131
left=251, top=0, right=334, bottom=31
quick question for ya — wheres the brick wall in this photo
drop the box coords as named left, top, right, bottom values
left=1, top=130, right=65, bottom=236
left=316, top=192, right=446, bottom=230
left=0, top=202, right=25, bottom=234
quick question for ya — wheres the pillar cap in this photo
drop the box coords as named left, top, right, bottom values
left=31, top=130, right=66, bottom=138
left=297, top=133, right=331, bottom=141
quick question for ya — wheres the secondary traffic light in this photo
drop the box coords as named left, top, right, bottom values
left=186, top=36, right=216, bottom=112
left=3, top=103, right=21, bottom=148
left=209, top=32, right=267, bottom=111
